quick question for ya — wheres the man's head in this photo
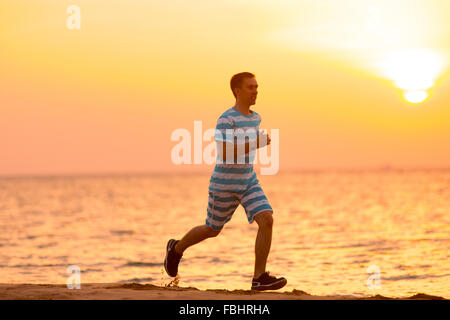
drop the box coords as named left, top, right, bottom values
left=230, top=72, right=258, bottom=106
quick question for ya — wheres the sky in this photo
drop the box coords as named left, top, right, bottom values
left=1, top=0, right=450, bottom=176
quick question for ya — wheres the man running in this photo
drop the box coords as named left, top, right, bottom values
left=164, top=72, right=286, bottom=291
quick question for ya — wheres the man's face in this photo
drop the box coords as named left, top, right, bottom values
left=236, top=77, right=258, bottom=105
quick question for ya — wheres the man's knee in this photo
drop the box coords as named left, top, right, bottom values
left=205, top=225, right=221, bottom=237
left=254, top=211, right=273, bottom=228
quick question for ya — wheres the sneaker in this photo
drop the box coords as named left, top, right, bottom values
left=251, top=272, right=287, bottom=291
left=164, top=239, right=183, bottom=277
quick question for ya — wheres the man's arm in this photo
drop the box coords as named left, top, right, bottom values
left=219, top=132, right=271, bottom=162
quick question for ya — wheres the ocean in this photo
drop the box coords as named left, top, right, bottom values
left=0, top=170, right=449, bottom=298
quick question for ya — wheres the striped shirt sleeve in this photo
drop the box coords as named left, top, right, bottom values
left=214, top=116, right=234, bottom=144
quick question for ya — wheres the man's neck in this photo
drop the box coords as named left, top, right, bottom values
left=233, top=103, right=251, bottom=116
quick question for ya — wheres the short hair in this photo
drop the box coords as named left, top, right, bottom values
left=230, top=72, right=255, bottom=98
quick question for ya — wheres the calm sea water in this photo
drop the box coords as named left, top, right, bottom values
left=0, top=170, right=449, bottom=298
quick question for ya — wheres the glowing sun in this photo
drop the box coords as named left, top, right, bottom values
left=378, top=49, right=445, bottom=104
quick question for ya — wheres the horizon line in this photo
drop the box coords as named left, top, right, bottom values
left=1, top=165, right=449, bottom=179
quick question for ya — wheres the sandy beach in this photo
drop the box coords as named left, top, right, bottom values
left=0, top=283, right=446, bottom=300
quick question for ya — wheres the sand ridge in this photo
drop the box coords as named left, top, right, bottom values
left=0, top=283, right=446, bottom=300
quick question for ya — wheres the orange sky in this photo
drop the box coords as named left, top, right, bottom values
left=1, top=0, right=450, bottom=176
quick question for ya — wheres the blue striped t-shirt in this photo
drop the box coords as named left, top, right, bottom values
left=209, top=106, right=261, bottom=192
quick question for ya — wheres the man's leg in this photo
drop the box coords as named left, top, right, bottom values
left=240, top=183, right=286, bottom=290
left=175, top=225, right=220, bottom=254
left=165, top=189, right=237, bottom=277
left=165, top=225, right=220, bottom=277
left=253, top=211, right=273, bottom=279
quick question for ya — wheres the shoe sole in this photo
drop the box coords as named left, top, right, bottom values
left=251, top=278, right=287, bottom=291
left=164, top=239, right=177, bottom=277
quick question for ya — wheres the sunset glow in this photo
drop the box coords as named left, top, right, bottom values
left=1, top=0, right=450, bottom=302
left=377, top=49, right=446, bottom=104
left=1, top=0, right=450, bottom=176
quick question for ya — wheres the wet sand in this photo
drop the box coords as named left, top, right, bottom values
left=0, top=283, right=446, bottom=300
